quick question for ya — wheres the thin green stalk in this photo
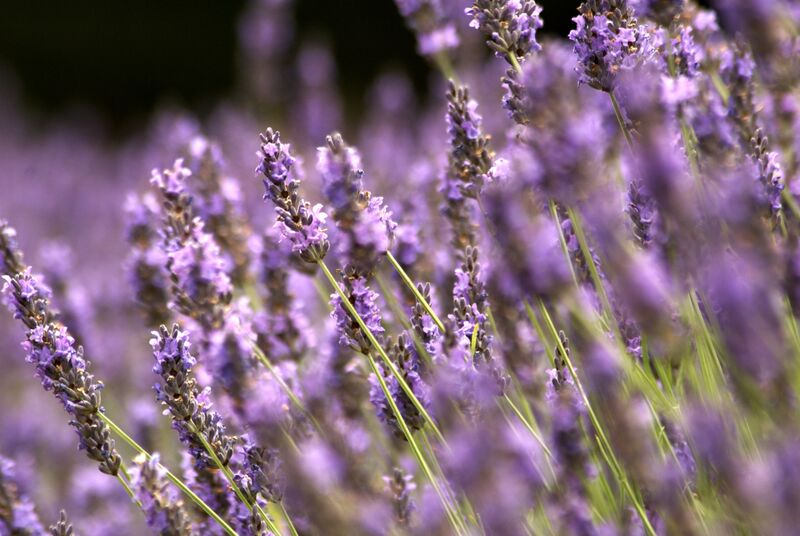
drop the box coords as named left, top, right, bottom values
left=507, top=52, right=523, bottom=74
left=385, top=251, right=446, bottom=333
left=117, top=473, right=138, bottom=504
left=609, top=90, right=634, bottom=149
left=364, top=344, right=469, bottom=535
left=280, top=502, right=300, bottom=536
left=317, top=259, right=446, bottom=444
left=548, top=201, right=580, bottom=289
left=98, top=413, right=238, bottom=536
left=188, top=422, right=283, bottom=536
left=537, top=301, right=658, bottom=536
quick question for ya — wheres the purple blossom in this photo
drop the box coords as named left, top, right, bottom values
left=395, top=0, right=460, bottom=56
left=569, top=0, right=655, bottom=92
left=0, top=456, right=45, bottom=535
left=129, top=453, right=195, bottom=535
left=330, top=274, right=384, bottom=353
left=258, top=128, right=330, bottom=264
left=466, top=0, right=543, bottom=62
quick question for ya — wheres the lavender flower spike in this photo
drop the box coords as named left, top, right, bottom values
left=0, top=455, right=46, bottom=535
left=257, top=128, right=330, bottom=264
left=318, top=132, right=397, bottom=276
left=1, top=223, right=121, bottom=477
left=151, top=324, right=235, bottom=472
left=48, top=511, right=74, bottom=536
left=569, top=0, right=653, bottom=92
left=466, top=0, right=543, bottom=65
left=129, top=453, right=196, bottom=536
left=395, top=0, right=459, bottom=57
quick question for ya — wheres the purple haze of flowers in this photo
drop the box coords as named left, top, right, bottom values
left=0, top=456, right=46, bottom=535
left=569, top=0, right=654, bottom=92
left=257, top=128, right=330, bottom=264
left=465, top=0, right=543, bottom=62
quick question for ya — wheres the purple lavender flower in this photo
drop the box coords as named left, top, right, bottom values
left=0, top=456, right=45, bottom=535
left=151, top=324, right=235, bottom=471
left=257, top=128, right=330, bottom=264
left=330, top=273, right=384, bottom=354
left=395, top=0, right=459, bottom=56
left=369, top=333, right=430, bottom=439
left=129, top=453, right=196, bottom=536
left=318, top=133, right=396, bottom=276
left=151, top=160, right=233, bottom=329
left=241, top=442, right=283, bottom=504
left=465, top=0, right=543, bottom=62
left=1, top=252, right=121, bottom=476
left=383, top=467, right=415, bottom=527
left=569, top=0, right=654, bottom=92
left=183, top=136, right=253, bottom=286
left=442, top=82, right=493, bottom=250
left=124, top=192, right=171, bottom=327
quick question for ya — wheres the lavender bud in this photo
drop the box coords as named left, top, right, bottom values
left=151, top=324, right=235, bottom=471
left=257, top=128, right=330, bottom=264
left=569, top=0, right=654, bottom=92
left=383, top=467, right=416, bottom=527
left=369, top=333, right=431, bottom=439
left=465, top=0, right=543, bottom=62
left=48, top=510, right=73, bottom=536
left=330, top=272, right=384, bottom=355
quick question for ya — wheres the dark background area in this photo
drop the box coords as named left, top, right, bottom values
left=0, top=0, right=708, bottom=128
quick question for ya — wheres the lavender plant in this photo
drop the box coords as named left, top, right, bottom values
left=5, top=1, right=800, bottom=534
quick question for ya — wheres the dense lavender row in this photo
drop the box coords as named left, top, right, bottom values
left=3, top=0, right=800, bottom=534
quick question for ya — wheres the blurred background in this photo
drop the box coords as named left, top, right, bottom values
left=0, top=0, right=584, bottom=131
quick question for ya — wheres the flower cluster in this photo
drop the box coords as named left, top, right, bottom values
left=258, top=128, right=330, bottom=264
left=129, top=453, right=195, bottom=535
left=569, top=0, right=654, bottom=92
left=465, top=0, right=543, bottom=63
left=395, top=0, right=459, bottom=57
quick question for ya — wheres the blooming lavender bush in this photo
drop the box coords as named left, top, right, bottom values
left=4, top=1, right=800, bottom=534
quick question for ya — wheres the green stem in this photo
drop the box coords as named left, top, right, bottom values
left=117, top=473, right=138, bottom=504
left=280, top=502, right=300, bottom=536
left=609, top=90, right=634, bottom=149
left=537, top=302, right=657, bottom=536
left=188, top=423, right=282, bottom=536
left=385, top=251, right=446, bottom=333
left=98, top=413, right=238, bottom=536
left=507, top=51, right=523, bottom=74
left=317, top=259, right=446, bottom=444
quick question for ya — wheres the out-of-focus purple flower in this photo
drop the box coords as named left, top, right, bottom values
left=569, top=0, right=655, bottom=92
left=383, top=467, right=415, bottom=527
left=241, top=442, right=283, bottom=504
left=183, top=135, right=253, bottom=286
left=151, top=160, right=233, bottom=329
left=631, top=0, right=684, bottom=26
left=129, top=453, right=195, bottom=535
left=396, top=0, right=459, bottom=56
left=318, top=133, right=396, bottom=276
left=257, top=128, right=330, bottom=264
left=465, top=0, right=543, bottom=62
left=369, top=333, right=430, bottom=439
left=0, top=455, right=46, bottom=535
